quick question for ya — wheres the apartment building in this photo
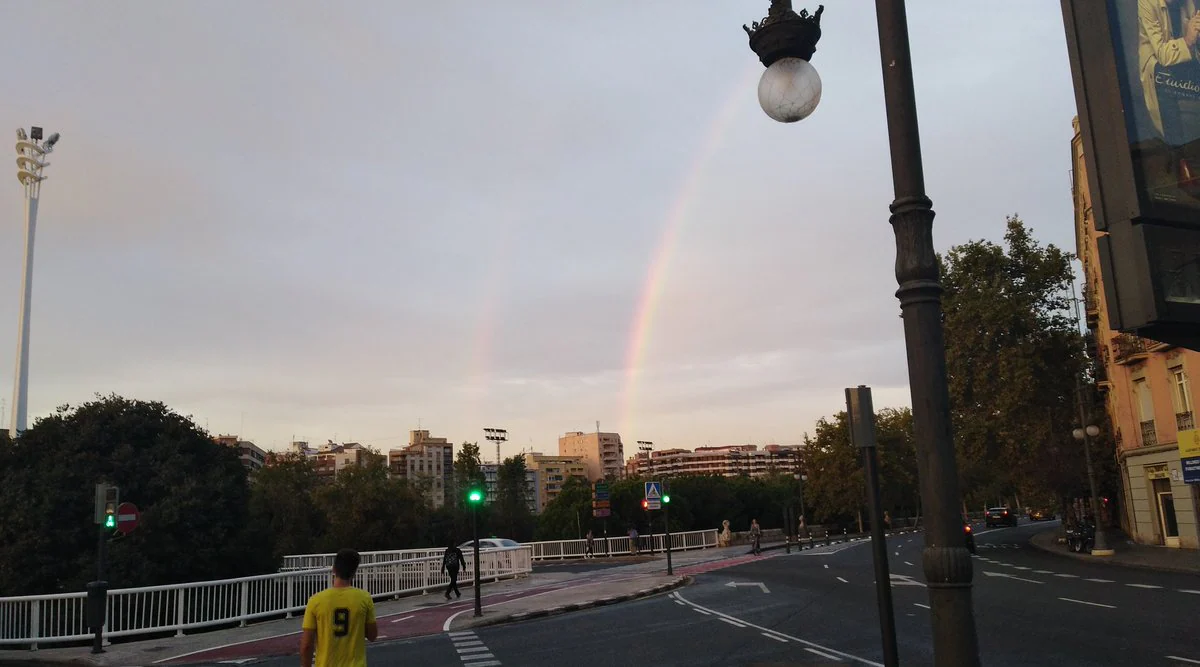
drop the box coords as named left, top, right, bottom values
left=558, top=431, right=624, bottom=481
left=1073, top=117, right=1199, bottom=549
left=312, top=441, right=383, bottom=478
left=479, top=463, right=540, bottom=514
left=524, top=453, right=588, bottom=513
left=388, top=430, right=455, bottom=508
left=625, top=444, right=802, bottom=478
left=213, top=434, right=267, bottom=472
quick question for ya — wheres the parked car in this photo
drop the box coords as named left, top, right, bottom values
left=984, top=507, right=1018, bottom=528
left=459, top=538, right=521, bottom=551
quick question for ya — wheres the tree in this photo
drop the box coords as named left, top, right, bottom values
left=494, top=456, right=535, bottom=541
left=941, top=216, right=1092, bottom=509
left=453, top=441, right=485, bottom=507
left=0, top=395, right=271, bottom=596
left=312, top=456, right=428, bottom=552
left=247, top=453, right=325, bottom=561
left=535, top=477, right=593, bottom=540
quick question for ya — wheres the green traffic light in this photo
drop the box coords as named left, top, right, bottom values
left=104, top=514, right=116, bottom=529
left=467, top=489, right=483, bottom=504
left=662, top=494, right=670, bottom=504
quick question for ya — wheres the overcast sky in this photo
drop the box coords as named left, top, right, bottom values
left=0, top=1, right=1079, bottom=457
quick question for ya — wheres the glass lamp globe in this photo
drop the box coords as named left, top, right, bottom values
left=1072, top=428, right=1085, bottom=440
left=758, top=57, right=822, bottom=123
left=1086, top=425, right=1100, bottom=437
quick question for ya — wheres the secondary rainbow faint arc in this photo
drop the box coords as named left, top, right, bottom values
left=619, top=63, right=762, bottom=439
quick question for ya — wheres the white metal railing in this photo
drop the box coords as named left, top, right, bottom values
left=277, top=530, right=719, bottom=571
left=0, top=547, right=530, bottom=649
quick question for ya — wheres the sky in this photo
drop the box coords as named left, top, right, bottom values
left=0, top=1, right=1080, bottom=458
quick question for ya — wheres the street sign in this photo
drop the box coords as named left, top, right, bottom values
left=594, top=481, right=610, bottom=500
left=1183, top=456, right=1200, bottom=485
left=644, top=481, right=661, bottom=500
left=593, top=508, right=611, bottom=518
left=592, top=500, right=611, bottom=509
left=115, top=502, right=140, bottom=535
left=593, top=481, right=612, bottom=518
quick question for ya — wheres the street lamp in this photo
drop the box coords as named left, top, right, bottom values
left=741, top=3, right=980, bottom=665
left=467, top=486, right=484, bottom=617
left=1072, top=423, right=1113, bottom=555
left=483, top=427, right=507, bottom=466
left=637, top=440, right=653, bottom=477
left=11, top=126, right=60, bottom=438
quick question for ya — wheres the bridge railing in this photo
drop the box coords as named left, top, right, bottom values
left=277, top=529, right=719, bottom=570
left=0, top=547, right=531, bottom=649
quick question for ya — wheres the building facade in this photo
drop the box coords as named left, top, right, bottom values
left=213, top=435, right=267, bottom=472
left=312, top=441, right=382, bottom=479
left=388, top=430, right=455, bottom=509
left=558, top=431, right=624, bottom=481
left=1073, top=117, right=1200, bottom=549
left=479, top=463, right=540, bottom=514
left=625, top=444, right=802, bottom=478
left=524, top=453, right=588, bottom=513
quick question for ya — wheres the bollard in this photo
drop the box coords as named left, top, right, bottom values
left=86, top=580, right=108, bottom=654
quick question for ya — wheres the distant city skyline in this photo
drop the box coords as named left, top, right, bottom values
left=1, top=2, right=1078, bottom=455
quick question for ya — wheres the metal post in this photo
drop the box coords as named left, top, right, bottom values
left=1076, top=374, right=1113, bottom=555
left=874, top=2, right=979, bottom=664
left=10, top=191, right=38, bottom=438
left=472, top=505, right=482, bottom=617
left=784, top=505, right=792, bottom=554
left=846, top=386, right=899, bottom=667
left=665, top=480, right=673, bottom=575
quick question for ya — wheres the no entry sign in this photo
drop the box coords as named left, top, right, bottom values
left=115, top=502, right=140, bottom=535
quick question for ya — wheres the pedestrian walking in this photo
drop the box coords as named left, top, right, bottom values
left=300, top=549, right=378, bottom=667
left=750, top=519, right=762, bottom=555
left=585, top=529, right=595, bottom=558
left=441, top=542, right=467, bottom=599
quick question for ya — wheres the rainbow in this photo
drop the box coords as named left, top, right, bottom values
left=619, top=63, right=762, bottom=439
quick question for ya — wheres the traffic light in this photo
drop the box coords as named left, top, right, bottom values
left=662, top=493, right=671, bottom=504
left=467, top=487, right=483, bottom=505
left=94, top=483, right=119, bottom=527
left=641, top=499, right=649, bottom=510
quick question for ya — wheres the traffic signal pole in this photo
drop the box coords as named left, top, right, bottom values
left=664, top=481, right=673, bottom=575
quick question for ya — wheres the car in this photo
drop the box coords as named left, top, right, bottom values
left=1028, top=508, right=1056, bottom=521
left=459, top=538, right=521, bottom=551
left=984, top=507, right=1018, bottom=528
left=964, top=521, right=976, bottom=554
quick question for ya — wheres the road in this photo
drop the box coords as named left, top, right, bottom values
left=186, top=523, right=1200, bottom=666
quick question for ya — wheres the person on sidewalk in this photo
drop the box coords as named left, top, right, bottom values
left=585, top=529, right=595, bottom=558
left=441, top=542, right=467, bottom=599
left=300, top=548, right=378, bottom=667
left=750, top=519, right=762, bottom=555
left=628, top=527, right=639, bottom=555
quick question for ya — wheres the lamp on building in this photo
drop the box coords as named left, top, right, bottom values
left=741, top=2, right=977, bottom=664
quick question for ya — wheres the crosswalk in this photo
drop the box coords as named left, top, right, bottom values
left=447, top=630, right=501, bottom=667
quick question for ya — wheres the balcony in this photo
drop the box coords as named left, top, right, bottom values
left=1112, top=334, right=1151, bottom=364
left=1083, top=287, right=1100, bottom=328
left=1140, top=419, right=1158, bottom=447
left=1177, top=412, right=1195, bottom=432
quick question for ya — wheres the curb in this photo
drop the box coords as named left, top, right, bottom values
left=462, top=575, right=692, bottom=630
left=1026, top=529, right=1200, bottom=576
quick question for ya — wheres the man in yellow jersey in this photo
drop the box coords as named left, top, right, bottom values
left=300, top=549, right=378, bottom=667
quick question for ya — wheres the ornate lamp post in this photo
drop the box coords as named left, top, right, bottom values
left=741, top=3, right=979, bottom=665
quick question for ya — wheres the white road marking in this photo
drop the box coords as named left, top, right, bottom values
left=762, top=632, right=788, bottom=643
left=1033, top=570, right=1054, bottom=574
left=720, top=617, right=747, bottom=628
left=675, top=599, right=686, bottom=605
left=1179, top=589, right=1200, bottom=595
left=1053, top=573, right=1078, bottom=578
left=894, top=552, right=900, bottom=556
left=442, top=585, right=566, bottom=631
left=458, top=646, right=490, bottom=653
left=824, top=564, right=829, bottom=569
left=449, top=631, right=476, bottom=638
left=837, top=576, right=849, bottom=583
left=1126, top=583, right=1162, bottom=589
left=1166, top=656, right=1200, bottom=664
left=1084, top=578, right=1113, bottom=583
left=694, top=608, right=711, bottom=615
left=153, top=630, right=304, bottom=663
left=463, top=662, right=501, bottom=667
left=904, top=561, right=914, bottom=566
left=673, top=591, right=883, bottom=666
left=389, top=614, right=415, bottom=624
left=982, top=571, right=1043, bottom=585
left=807, top=647, right=844, bottom=661
left=914, top=603, right=930, bottom=609
left=1058, top=597, right=1116, bottom=609
left=1011, top=566, right=1031, bottom=570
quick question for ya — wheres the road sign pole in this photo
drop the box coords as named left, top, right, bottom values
left=472, top=503, right=481, bottom=618
left=847, top=386, right=899, bottom=667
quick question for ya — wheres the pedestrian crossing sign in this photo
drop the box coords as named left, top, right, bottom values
left=644, top=481, right=662, bottom=500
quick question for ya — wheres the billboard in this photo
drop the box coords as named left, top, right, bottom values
left=1109, top=0, right=1200, bottom=221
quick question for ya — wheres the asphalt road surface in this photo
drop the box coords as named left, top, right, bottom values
left=192, top=522, right=1199, bottom=666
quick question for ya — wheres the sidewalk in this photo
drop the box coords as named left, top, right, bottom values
left=1028, top=526, right=1200, bottom=575
left=6, top=546, right=757, bottom=667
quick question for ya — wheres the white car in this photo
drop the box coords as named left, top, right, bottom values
left=459, top=538, right=520, bottom=550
